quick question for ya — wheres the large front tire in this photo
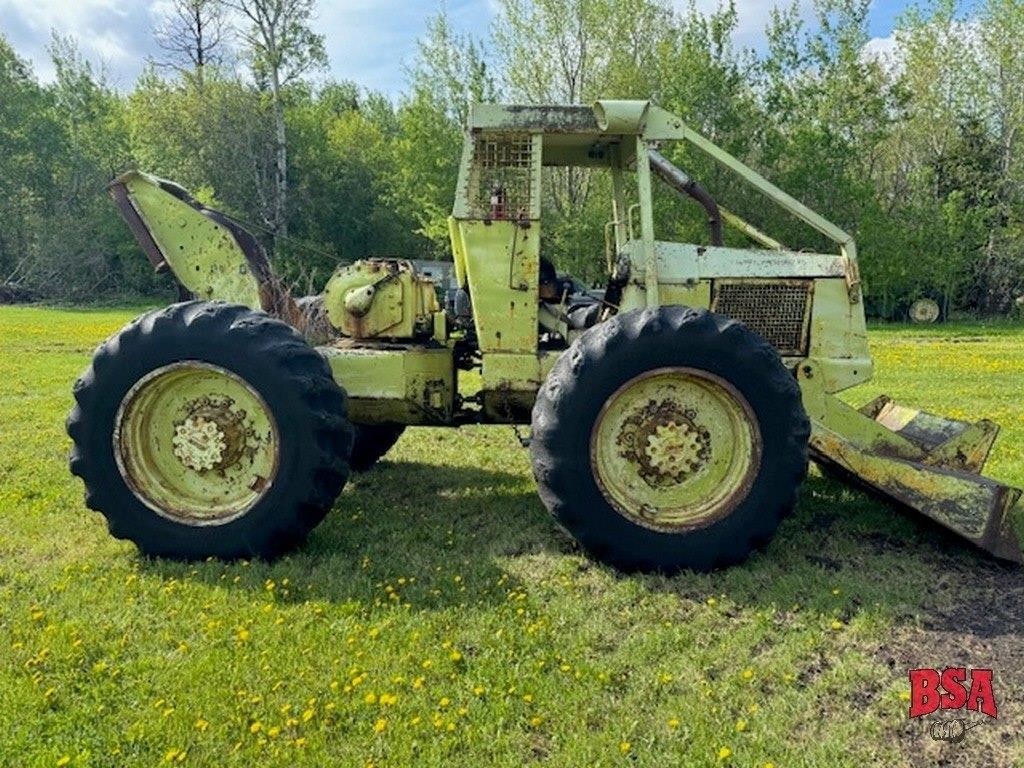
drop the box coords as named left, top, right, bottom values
left=530, top=307, right=809, bottom=573
left=67, top=301, right=353, bottom=560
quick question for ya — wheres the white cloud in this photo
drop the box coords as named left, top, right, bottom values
left=0, top=0, right=910, bottom=96
left=0, top=0, right=156, bottom=85
left=1, top=0, right=125, bottom=31
left=862, top=34, right=898, bottom=63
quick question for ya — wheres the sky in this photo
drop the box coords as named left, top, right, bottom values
left=0, top=0, right=920, bottom=96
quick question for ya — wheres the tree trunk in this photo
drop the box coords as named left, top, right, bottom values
left=270, top=68, right=288, bottom=246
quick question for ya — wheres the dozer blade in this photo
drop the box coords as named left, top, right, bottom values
left=810, top=395, right=1024, bottom=563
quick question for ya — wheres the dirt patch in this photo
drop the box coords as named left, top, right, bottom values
left=881, top=555, right=1024, bottom=766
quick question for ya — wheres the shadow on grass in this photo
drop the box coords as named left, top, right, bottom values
left=145, top=460, right=566, bottom=610
left=143, top=463, right=1024, bottom=637
left=647, top=473, right=1024, bottom=638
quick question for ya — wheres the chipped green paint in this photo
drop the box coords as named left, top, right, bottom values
left=799, top=368, right=1024, bottom=562
left=110, top=171, right=264, bottom=308
left=107, top=99, right=1024, bottom=564
left=114, top=361, right=279, bottom=525
left=590, top=367, right=760, bottom=531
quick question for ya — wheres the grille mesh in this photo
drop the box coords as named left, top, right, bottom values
left=468, top=135, right=535, bottom=219
left=712, top=280, right=812, bottom=355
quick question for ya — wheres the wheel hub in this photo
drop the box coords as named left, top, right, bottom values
left=616, top=399, right=712, bottom=488
left=173, top=415, right=227, bottom=471
left=590, top=367, right=761, bottom=532
left=114, top=362, right=280, bottom=526
left=644, top=418, right=710, bottom=482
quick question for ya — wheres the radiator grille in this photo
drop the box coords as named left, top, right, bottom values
left=711, top=280, right=812, bottom=356
left=467, top=135, right=536, bottom=220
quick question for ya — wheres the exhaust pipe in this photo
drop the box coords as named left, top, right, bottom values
left=648, top=149, right=725, bottom=247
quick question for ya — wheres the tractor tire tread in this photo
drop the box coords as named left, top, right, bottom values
left=531, top=306, right=809, bottom=573
left=67, top=301, right=353, bottom=560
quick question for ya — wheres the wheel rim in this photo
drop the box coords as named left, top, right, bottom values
left=909, top=298, right=940, bottom=324
left=589, top=367, right=761, bottom=532
left=114, top=362, right=280, bottom=526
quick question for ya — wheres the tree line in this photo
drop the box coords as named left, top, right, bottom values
left=1, top=0, right=1022, bottom=317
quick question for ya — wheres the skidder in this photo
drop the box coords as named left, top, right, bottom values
left=70, top=100, right=1023, bottom=572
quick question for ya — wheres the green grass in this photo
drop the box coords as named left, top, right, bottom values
left=1, top=306, right=1022, bottom=767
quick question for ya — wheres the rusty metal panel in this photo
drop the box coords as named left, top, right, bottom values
left=469, top=104, right=599, bottom=134
left=320, top=343, right=455, bottom=425
left=809, top=421, right=1023, bottom=563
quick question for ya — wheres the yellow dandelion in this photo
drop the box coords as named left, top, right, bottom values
left=439, top=697, right=451, bottom=708
left=56, top=758, right=71, bottom=767
left=373, top=718, right=387, bottom=733
left=379, top=693, right=398, bottom=706
left=363, top=692, right=377, bottom=705
left=741, top=668, right=754, bottom=680
left=667, top=717, right=680, bottom=729
left=302, top=708, right=315, bottom=722
left=830, top=619, right=844, bottom=631
left=294, top=737, right=307, bottom=747
left=735, top=719, right=747, bottom=732
left=412, top=676, right=425, bottom=689
left=619, top=741, right=631, bottom=754
left=249, top=722, right=262, bottom=734
left=530, top=716, right=543, bottom=727
left=898, top=691, right=911, bottom=702
left=163, top=748, right=180, bottom=763
left=473, top=686, right=485, bottom=696
left=522, top=694, right=533, bottom=703
left=194, top=719, right=209, bottom=732
left=718, top=746, right=732, bottom=760
left=446, top=722, right=456, bottom=732
left=235, top=628, right=251, bottom=642
left=706, top=597, right=717, bottom=606
left=450, top=650, right=463, bottom=662
left=765, top=763, right=776, bottom=768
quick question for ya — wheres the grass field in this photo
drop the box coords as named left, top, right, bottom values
left=1, top=306, right=1023, bottom=768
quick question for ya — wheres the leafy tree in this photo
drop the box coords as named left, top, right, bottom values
left=389, top=13, right=496, bottom=256
left=0, top=36, right=62, bottom=292
left=222, top=0, right=327, bottom=247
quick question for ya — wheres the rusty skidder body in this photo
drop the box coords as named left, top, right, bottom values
left=68, top=100, right=1024, bottom=572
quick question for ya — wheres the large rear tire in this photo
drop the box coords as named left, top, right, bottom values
left=67, top=301, right=353, bottom=560
left=530, top=307, right=809, bottom=573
